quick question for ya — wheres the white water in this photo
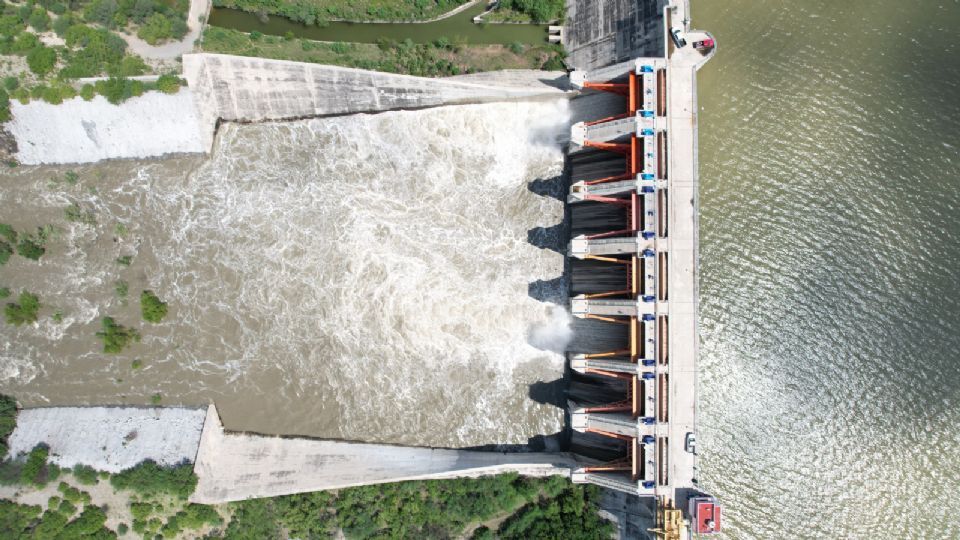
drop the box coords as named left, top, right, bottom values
left=1, top=100, right=571, bottom=447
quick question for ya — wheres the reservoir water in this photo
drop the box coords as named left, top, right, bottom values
left=0, top=101, right=570, bottom=447
left=696, top=0, right=960, bottom=537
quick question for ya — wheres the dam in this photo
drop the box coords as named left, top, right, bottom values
left=0, top=0, right=721, bottom=537
left=563, top=0, right=720, bottom=536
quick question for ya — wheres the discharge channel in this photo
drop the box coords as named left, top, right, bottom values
left=0, top=100, right=571, bottom=448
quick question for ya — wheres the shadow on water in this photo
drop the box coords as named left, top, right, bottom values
left=527, top=276, right=565, bottom=304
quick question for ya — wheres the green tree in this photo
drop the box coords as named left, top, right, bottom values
left=110, top=460, right=197, bottom=498
left=140, top=290, right=168, bottom=323
left=80, top=83, right=95, bottom=100
left=26, top=45, right=56, bottom=76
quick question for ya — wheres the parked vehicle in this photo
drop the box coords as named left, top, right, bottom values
left=693, top=38, right=716, bottom=50
left=670, top=28, right=687, bottom=48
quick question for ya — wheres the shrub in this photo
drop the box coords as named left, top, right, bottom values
left=117, top=522, right=128, bottom=535
left=28, top=7, right=50, bottom=32
left=72, top=464, right=98, bottom=485
left=64, top=202, right=97, bottom=225
left=96, top=316, right=140, bottom=353
left=137, top=13, right=172, bottom=45
left=94, top=77, right=140, bottom=104
left=0, top=224, right=15, bottom=244
left=0, top=287, right=9, bottom=298
left=16, top=237, right=44, bottom=260
left=115, top=280, right=128, bottom=299
left=116, top=254, right=133, bottom=266
left=26, top=46, right=56, bottom=76
left=110, top=460, right=197, bottom=499
left=5, top=291, right=40, bottom=326
left=140, top=290, right=167, bottom=323
left=508, top=41, right=525, bottom=54
left=80, top=83, right=95, bottom=100
left=2, top=77, right=18, bottom=91
left=155, top=73, right=183, bottom=94
left=116, top=55, right=148, bottom=76
left=84, top=0, right=119, bottom=27
left=0, top=242, right=11, bottom=266
left=150, top=393, right=161, bottom=405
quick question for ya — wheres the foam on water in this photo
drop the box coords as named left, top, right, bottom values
left=1, top=100, right=571, bottom=447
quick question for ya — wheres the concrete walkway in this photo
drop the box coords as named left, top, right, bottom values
left=192, top=404, right=575, bottom=504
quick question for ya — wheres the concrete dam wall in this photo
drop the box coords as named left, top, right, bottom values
left=2, top=53, right=569, bottom=165
left=4, top=405, right=576, bottom=504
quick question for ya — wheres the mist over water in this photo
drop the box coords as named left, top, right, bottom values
left=0, top=101, right=571, bottom=447
left=696, top=1, right=960, bottom=537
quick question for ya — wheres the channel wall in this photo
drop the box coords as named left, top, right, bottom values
left=2, top=53, right=569, bottom=165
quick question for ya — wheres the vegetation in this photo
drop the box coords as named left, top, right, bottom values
left=116, top=254, right=133, bottom=266
left=72, top=464, right=99, bottom=485
left=20, top=444, right=60, bottom=487
left=156, top=73, right=185, bottom=94
left=14, top=227, right=52, bottom=261
left=0, top=497, right=115, bottom=538
left=202, top=27, right=567, bottom=76
left=140, top=290, right=168, bottom=322
left=488, top=0, right=565, bottom=23
left=5, top=291, right=40, bottom=326
left=0, top=241, right=11, bottom=266
left=114, top=280, right=129, bottom=302
left=0, top=287, right=9, bottom=298
left=0, top=394, right=16, bottom=457
left=150, top=392, right=162, bottom=405
left=110, top=460, right=197, bottom=498
left=222, top=474, right=607, bottom=539
left=64, top=202, right=97, bottom=225
left=213, top=0, right=468, bottom=25
left=96, top=316, right=140, bottom=353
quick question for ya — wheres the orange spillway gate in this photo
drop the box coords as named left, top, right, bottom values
left=582, top=71, right=641, bottom=116
left=581, top=189, right=640, bottom=241
left=581, top=255, right=640, bottom=300
left=581, top=315, right=642, bottom=364
left=582, top=429, right=643, bottom=482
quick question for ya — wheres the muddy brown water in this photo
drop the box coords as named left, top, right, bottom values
left=0, top=101, right=572, bottom=448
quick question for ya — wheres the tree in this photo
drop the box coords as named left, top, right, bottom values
left=140, top=290, right=167, bottom=322
left=26, top=45, right=56, bottom=76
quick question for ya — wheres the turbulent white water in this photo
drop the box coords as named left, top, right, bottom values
left=0, top=100, right=571, bottom=447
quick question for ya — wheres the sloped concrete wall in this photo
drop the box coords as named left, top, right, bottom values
left=191, top=404, right=575, bottom=504
left=183, top=53, right=570, bottom=151
left=5, top=407, right=207, bottom=472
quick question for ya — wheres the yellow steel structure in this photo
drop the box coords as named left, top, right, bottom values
left=649, top=499, right=687, bottom=540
